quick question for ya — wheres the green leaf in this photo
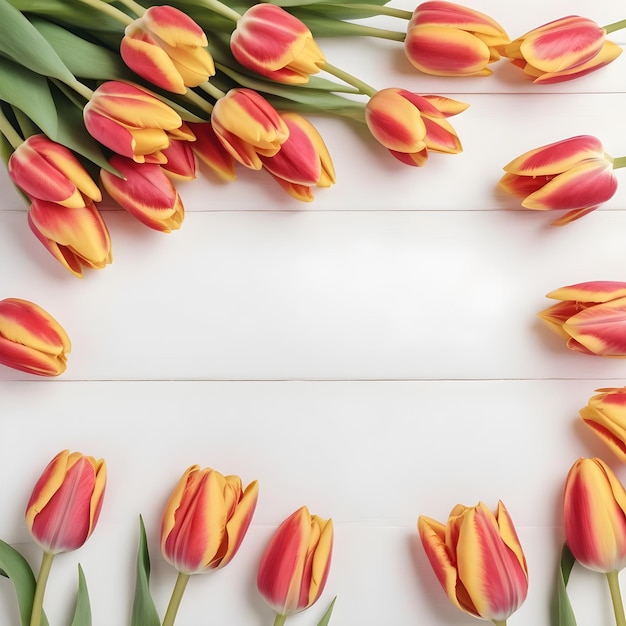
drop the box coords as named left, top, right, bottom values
left=0, top=540, right=49, bottom=626
left=130, top=516, right=161, bottom=626
left=0, top=58, right=58, bottom=137
left=70, top=565, right=92, bottom=626
left=0, top=0, right=77, bottom=83
left=550, top=543, right=578, bottom=626
left=315, top=597, right=336, bottom=626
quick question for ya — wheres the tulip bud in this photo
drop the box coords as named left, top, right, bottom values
left=187, top=122, right=237, bottom=182
left=404, top=1, right=510, bottom=77
left=499, top=135, right=618, bottom=225
left=418, top=501, right=528, bottom=622
left=502, top=16, right=622, bottom=84
left=257, top=506, right=333, bottom=617
left=230, top=4, right=326, bottom=84
left=365, top=89, right=467, bottom=166
left=563, top=458, right=626, bottom=573
left=121, top=6, right=215, bottom=94
left=160, top=465, right=258, bottom=574
left=538, top=281, right=626, bottom=356
left=579, top=387, right=626, bottom=462
left=25, top=449, right=107, bottom=554
left=0, top=298, right=71, bottom=377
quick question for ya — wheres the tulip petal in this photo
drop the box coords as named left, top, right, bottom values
left=188, top=122, right=237, bottom=181
left=423, top=116, right=462, bottom=153
left=546, top=281, right=626, bottom=303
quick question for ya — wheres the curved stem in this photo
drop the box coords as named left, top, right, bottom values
left=76, top=0, right=134, bottom=25
left=322, top=62, right=377, bottom=96
left=162, top=572, right=191, bottom=626
left=193, top=0, right=242, bottom=23
left=66, top=79, right=94, bottom=101
left=0, top=109, right=23, bottom=149
left=613, top=156, right=626, bottom=170
left=115, top=0, right=147, bottom=17
left=607, top=571, right=626, bottom=626
left=198, top=81, right=226, bottom=101
left=344, top=3, right=413, bottom=19
left=323, top=20, right=406, bottom=40
left=29, top=552, right=55, bottom=626
left=273, top=614, right=287, bottom=626
left=603, top=19, right=626, bottom=34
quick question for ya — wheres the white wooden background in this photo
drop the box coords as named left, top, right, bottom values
left=2, top=1, right=626, bottom=624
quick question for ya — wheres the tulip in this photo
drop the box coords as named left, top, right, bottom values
left=261, top=112, right=335, bottom=201
left=579, top=387, right=626, bottom=462
left=25, top=449, right=106, bottom=626
left=121, top=6, right=215, bottom=94
left=499, top=135, right=619, bottom=225
left=83, top=81, right=194, bottom=164
left=0, top=298, right=70, bottom=376
left=161, top=139, right=197, bottom=181
left=538, top=281, right=626, bottom=356
left=230, top=4, right=326, bottom=84
left=8, top=134, right=102, bottom=208
left=187, top=122, right=237, bottom=181
left=28, top=200, right=113, bottom=278
left=257, top=506, right=333, bottom=618
left=404, top=1, right=510, bottom=77
left=502, top=16, right=622, bottom=84
left=101, top=155, right=184, bottom=232
left=211, top=88, right=290, bottom=169
left=418, top=501, right=528, bottom=623
left=365, top=89, right=467, bottom=166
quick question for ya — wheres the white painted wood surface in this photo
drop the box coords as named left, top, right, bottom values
left=1, top=1, right=626, bottom=624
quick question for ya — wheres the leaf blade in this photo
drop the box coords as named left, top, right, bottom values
left=130, top=516, right=161, bottom=626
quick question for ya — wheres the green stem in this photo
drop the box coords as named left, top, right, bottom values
left=603, top=19, right=626, bottom=34
left=492, top=621, right=506, bottom=626
left=66, top=79, right=94, bottom=101
left=193, top=0, right=242, bottom=23
left=273, top=614, right=287, bottom=626
left=322, top=62, right=377, bottom=96
left=607, top=571, right=626, bottom=626
left=183, top=87, right=215, bottom=115
left=0, top=109, right=23, bottom=149
left=115, top=0, right=148, bottom=17
left=324, top=20, right=406, bottom=41
left=76, top=0, right=134, bottom=25
left=29, top=552, right=55, bottom=626
left=162, top=572, right=191, bottom=626
left=613, top=156, right=626, bottom=170
left=344, top=3, right=413, bottom=19
left=197, top=81, right=226, bottom=101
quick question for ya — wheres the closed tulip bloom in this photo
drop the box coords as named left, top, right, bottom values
left=0, top=298, right=70, bottom=376
left=418, top=501, right=528, bottom=623
left=187, top=122, right=237, bottom=181
left=8, top=135, right=102, bottom=208
left=100, top=156, right=184, bottom=232
left=563, top=458, right=626, bottom=573
left=121, top=6, right=215, bottom=94
left=160, top=139, right=197, bottom=181
left=579, top=387, right=626, bottom=462
left=257, top=506, right=333, bottom=617
left=211, top=88, right=289, bottom=169
left=231, top=4, right=326, bottom=84
left=28, top=200, right=113, bottom=278
left=405, top=1, right=510, bottom=77
left=83, top=81, right=194, bottom=164
left=502, top=16, right=622, bottom=84
left=160, top=465, right=258, bottom=575
left=365, top=89, right=467, bottom=166
left=25, top=449, right=107, bottom=554
left=261, top=112, right=335, bottom=201
left=499, top=135, right=619, bottom=225
left=538, top=281, right=626, bottom=356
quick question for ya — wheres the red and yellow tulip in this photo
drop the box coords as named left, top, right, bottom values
left=499, top=135, right=618, bottom=225
left=404, top=1, right=509, bottom=77
left=418, top=501, right=528, bottom=623
left=211, top=88, right=290, bottom=169
left=502, top=16, right=622, bottom=84
left=25, top=449, right=106, bottom=554
left=538, top=281, right=626, bottom=356
left=365, top=89, right=467, bottom=166
left=261, top=112, right=335, bottom=201
left=101, top=155, right=185, bottom=232
left=83, top=81, right=194, bottom=164
left=0, top=298, right=70, bottom=377
left=160, top=464, right=258, bottom=575
left=230, top=4, right=326, bottom=84
left=187, top=122, right=237, bottom=181
left=8, top=134, right=102, bottom=208
left=28, top=200, right=113, bottom=278
left=257, top=506, right=333, bottom=617
left=563, top=457, right=626, bottom=573
left=161, top=139, right=197, bottom=181
left=579, top=387, right=626, bottom=462
left=121, top=6, right=215, bottom=94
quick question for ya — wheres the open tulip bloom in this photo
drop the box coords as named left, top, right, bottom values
left=538, top=281, right=626, bottom=356
left=499, top=135, right=625, bottom=225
